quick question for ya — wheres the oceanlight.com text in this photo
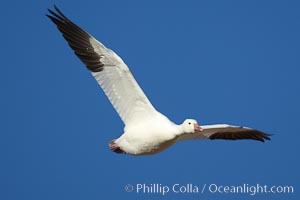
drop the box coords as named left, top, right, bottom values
left=124, top=183, right=294, bottom=196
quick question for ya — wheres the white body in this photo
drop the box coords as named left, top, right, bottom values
left=116, top=113, right=181, bottom=155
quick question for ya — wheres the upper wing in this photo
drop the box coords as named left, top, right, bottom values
left=47, top=5, right=157, bottom=125
left=177, top=124, right=272, bottom=142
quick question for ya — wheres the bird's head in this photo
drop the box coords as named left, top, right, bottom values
left=182, top=119, right=203, bottom=133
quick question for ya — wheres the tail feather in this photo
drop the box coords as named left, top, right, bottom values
left=109, top=140, right=126, bottom=154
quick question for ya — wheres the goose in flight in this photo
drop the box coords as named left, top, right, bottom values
left=46, top=5, right=272, bottom=156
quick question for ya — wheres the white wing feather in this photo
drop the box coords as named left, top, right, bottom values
left=90, top=39, right=157, bottom=125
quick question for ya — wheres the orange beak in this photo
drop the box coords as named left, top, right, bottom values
left=194, top=123, right=203, bottom=132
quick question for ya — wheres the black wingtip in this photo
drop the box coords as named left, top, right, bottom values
left=46, top=4, right=105, bottom=73
left=53, top=4, right=59, bottom=10
left=46, top=5, right=66, bottom=22
left=265, top=133, right=273, bottom=141
left=208, top=127, right=273, bottom=143
left=258, top=133, right=273, bottom=142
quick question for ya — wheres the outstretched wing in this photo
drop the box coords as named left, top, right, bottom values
left=47, top=5, right=157, bottom=126
left=177, top=124, right=272, bottom=142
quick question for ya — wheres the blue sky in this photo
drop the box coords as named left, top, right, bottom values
left=1, top=0, right=299, bottom=199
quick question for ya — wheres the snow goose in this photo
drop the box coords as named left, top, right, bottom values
left=46, top=6, right=272, bottom=156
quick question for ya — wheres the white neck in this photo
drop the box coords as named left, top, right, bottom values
left=174, top=123, right=185, bottom=137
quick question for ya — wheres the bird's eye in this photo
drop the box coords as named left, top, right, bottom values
left=188, top=122, right=191, bottom=125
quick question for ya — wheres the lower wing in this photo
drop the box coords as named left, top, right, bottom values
left=177, top=124, right=272, bottom=142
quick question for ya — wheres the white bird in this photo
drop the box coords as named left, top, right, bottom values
left=47, top=6, right=272, bottom=156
